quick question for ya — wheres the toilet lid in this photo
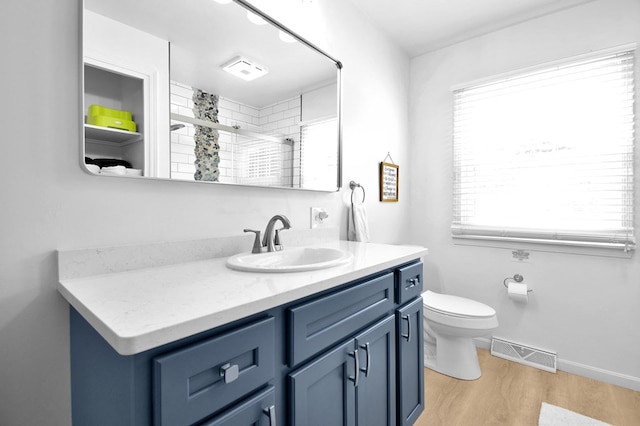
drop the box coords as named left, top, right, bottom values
left=422, top=290, right=496, bottom=318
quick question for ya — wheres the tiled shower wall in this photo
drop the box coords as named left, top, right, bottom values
left=170, top=81, right=301, bottom=186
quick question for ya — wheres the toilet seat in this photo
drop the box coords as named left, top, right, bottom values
left=423, top=290, right=495, bottom=318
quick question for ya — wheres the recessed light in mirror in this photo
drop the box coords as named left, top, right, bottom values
left=247, top=11, right=267, bottom=25
left=279, top=30, right=297, bottom=43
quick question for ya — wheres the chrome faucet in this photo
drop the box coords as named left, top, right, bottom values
left=244, top=214, right=292, bottom=253
left=263, top=214, right=292, bottom=252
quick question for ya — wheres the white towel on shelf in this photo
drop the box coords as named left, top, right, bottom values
left=348, top=202, right=370, bottom=242
left=100, top=165, right=127, bottom=175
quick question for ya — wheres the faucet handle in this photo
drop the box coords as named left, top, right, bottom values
left=243, top=229, right=263, bottom=254
left=274, top=226, right=291, bottom=251
left=274, top=229, right=284, bottom=251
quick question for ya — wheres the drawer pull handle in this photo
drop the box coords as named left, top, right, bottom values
left=402, top=315, right=411, bottom=342
left=348, top=349, right=360, bottom=387
left=359, top=342, right=371, bottom=377
left=263, top=405, right=277, bottom=426
left=219, top=363, right=239, bottom=384
left=407, top=277, right=420, bottom=288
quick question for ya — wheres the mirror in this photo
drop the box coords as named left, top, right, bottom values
left=82, top=0, right=342, bottom=191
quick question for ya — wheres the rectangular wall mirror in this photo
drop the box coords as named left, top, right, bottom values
left=82, top=0, right=342, bottom=191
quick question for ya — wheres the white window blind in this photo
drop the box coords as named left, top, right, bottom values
left=235, top=135, right=291, bottom=187
left=452, top=48, right=636, bottom=251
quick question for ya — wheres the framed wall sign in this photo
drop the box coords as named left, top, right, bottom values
left=379, top=161, right=399, bottom=202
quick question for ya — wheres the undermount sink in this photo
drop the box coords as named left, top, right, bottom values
left=226, top=247, right=353, bottom=272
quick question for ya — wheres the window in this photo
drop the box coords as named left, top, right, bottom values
left=235, top=134, right=291, bottom=187
left=452, top=47, right=636, bottom=251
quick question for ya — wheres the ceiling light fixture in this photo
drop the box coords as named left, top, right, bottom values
left=221, top=56, right=269, bottom=81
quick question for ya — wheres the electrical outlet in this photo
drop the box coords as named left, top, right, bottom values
left=310, top=207, right=329, bottom=229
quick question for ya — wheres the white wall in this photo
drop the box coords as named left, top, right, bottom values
left=408, top=0, right=640, bottom=389
left=0, top=0, right=410, bottom=424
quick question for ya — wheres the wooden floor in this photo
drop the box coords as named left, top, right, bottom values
left=415, top=349, right=640, bottom=426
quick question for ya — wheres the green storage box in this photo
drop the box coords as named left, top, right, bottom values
left=87, top=104, right=137, bottom=132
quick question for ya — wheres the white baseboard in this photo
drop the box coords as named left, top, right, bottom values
left=557, top=359, right=640, bottom=391
left=473, top=337, right=640, bottom=391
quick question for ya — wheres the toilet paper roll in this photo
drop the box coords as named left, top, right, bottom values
left=508, top=282, right=529, bottom=303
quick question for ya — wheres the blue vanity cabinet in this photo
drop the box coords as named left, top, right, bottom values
left=286, top=271, right=396, bottom=425
left=288, top=315, right=396, bottom=426
left=397, top=297, right=425, bottom=426
left=69, top=259, right=424, bottom=426
left=286, top=263, right=425, bottom=426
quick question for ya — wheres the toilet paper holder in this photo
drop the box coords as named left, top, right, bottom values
left=503, top=274, right=533, bottom=292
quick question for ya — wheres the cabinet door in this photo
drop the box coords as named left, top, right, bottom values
left=289, top=340, right=357, bottom=426
left=396, top=298, right=424, bottom=426
left=200, top=385, right=276, bottom=426
left=354, top=315, right=396, bottom=426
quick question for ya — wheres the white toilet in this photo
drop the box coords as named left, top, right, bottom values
left=422, top=290, right=498, bottom=380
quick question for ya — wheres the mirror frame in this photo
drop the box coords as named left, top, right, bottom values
left=80, top=0, right=343, bottom=192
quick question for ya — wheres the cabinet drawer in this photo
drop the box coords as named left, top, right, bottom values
left=200, top=385, right=276, bottom=426
left=288, top=272, right=394, bottom=366
left=396, top=261, right=423, bottom=305
left=153, top=317, right=275, bottom=426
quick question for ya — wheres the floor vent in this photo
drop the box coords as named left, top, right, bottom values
left=491, top=337, right=557, bottom=373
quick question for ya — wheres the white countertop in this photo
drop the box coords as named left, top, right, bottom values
left=57, top=240, right=427, bottom=355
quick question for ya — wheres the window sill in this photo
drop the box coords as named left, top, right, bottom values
left=452, top=235, right=634, bottom=259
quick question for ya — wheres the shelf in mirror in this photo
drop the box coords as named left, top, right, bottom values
left=84, top=124, right=142, bottom=145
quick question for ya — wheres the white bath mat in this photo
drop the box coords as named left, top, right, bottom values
left=538, top=402, right=611, bottom=426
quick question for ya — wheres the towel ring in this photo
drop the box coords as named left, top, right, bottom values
left=349, top=181, right=366, bottom=203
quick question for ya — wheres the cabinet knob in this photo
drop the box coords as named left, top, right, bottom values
left=219, top=363, right=239, bottom=384
left=407, top=277, right=420, bottom=288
